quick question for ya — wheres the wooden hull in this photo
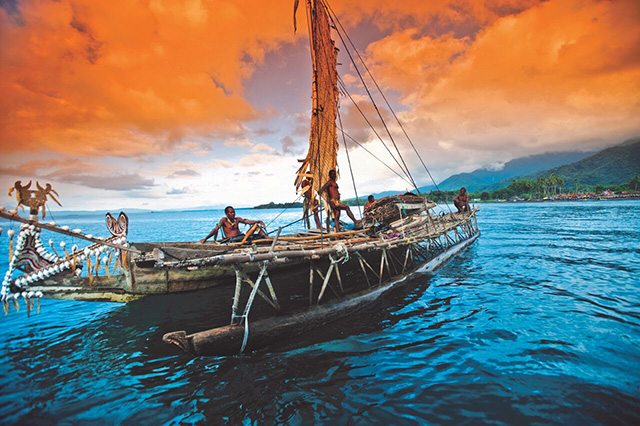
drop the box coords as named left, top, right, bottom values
left=28, top=257, right=305, bottom=302
left=163, top=231, right=479, bottom=356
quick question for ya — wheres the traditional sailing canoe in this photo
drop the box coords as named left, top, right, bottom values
left=1, top=0, right=480, bottom=355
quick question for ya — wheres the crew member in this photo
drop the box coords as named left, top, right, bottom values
left=319, top=169, right=360, bottom=232
left=200, top=206, right=267, bottom=243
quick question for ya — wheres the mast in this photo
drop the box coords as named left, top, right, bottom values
left=295, top=0, right=340, bottom=215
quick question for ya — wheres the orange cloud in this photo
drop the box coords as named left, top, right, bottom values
left=332, top=0, right=544, bottom=34
left=1, top=0, right=638, bottom=183
left=0, top=0, right=298, bottom=157
left=361, top=0, right=640, bottom=160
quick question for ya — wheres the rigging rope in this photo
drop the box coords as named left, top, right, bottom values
left=321, top=0, right=452, bottom=211
left=337, top=77, right=412, bottom=185
left=315, top=112, right=414, bottom=186
left=337, top=108, right=362, bottom=217
left=321, top=0, right=420, bottom=194
left=264, top=194, right=303, bottom=231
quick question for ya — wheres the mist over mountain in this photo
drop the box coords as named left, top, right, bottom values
left=483, top=138, right=640, bottom=190
left=357, top=138, right=638, bottom=201
left=425, top=151, right=595, bottom=193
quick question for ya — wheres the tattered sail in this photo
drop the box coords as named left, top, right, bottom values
left=294, top=0, right=340, bottom=210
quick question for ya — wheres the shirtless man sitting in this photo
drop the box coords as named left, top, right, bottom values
left=319, top=169, right=360, bottom=232
left=200, top=206, right=267, bottom=243
left=453, top=187, right=470, bottom=214
left=364, top=195, right=375, bottom=212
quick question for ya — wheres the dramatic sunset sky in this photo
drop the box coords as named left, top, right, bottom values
left=1, top=0, right=639, bottom=211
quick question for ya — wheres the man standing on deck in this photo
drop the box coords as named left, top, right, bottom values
left=301, top=177, right=324, bottom=230
left=454, top=187, right=470, bottom=213
left=319, top=169, right=360, bottom=232
left=200, top=206, right=267, bottom=243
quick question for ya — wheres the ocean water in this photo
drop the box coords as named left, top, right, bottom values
left=0, top=201, right=639, bottom=424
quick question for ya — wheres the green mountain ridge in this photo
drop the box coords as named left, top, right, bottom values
left=484, top=138, right=640, bottom=191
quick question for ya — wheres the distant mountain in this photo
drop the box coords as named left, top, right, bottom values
left=345, top=138, right=639, bottom=201
left=350, top=151, right=593, bottom=199
left=425, top=150, right=595, bottom=193
left=484, top=138, right=640, bottom=189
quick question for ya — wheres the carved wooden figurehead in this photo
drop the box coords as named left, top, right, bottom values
left=8, top=181, right=62, bottom=221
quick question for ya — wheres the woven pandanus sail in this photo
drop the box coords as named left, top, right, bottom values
left=295, top=0, right=339, bottom=208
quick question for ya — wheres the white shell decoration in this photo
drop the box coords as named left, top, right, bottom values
left=48, top=222, right=57, bottom=227
left=85, top=234, right=93, bottom=239
left=60, top=226, right=70, bottom=231
left=37, top=271, right=44, bottom=280
left=60, top=241, right=66, bottom=248
left=35, top=291, right=43, bottom=297
left=72, top=244, right=78, bottom=252
left=72, top=229, right=82, bottom=234
left=64, top=261, right=71, bottom=269
left=7, top=229, right=15, bottom=238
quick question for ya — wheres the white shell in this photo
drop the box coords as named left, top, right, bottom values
left=60, top=226, right=70, bottom=231
left=48, top=222, right=57, bottom=227
left=60, top=241, right=66, bottom=248
left=72, top=245, right=78, bottom=252
left=35, top=291, right=43, bottom=297
left=72, top=229, right=82, bottom=234
left=37, top=271, right=44, bottom=280
left=102, top=256, right=108, bottom=264
left=53, top=265, right=60, bottom=273
left=49, top=239, right=54, bottom=246
left=64, top=261, right=71, bottom=269
left=7, top=229, right=15, bottom=238
left=28, top=291, right=34, bottom=298
left=28, top=225, right=35, bottom=231
left=85, top=234, right=93, bottom=239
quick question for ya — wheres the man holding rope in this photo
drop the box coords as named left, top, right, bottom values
left=200, top=206, right=267, bottom=243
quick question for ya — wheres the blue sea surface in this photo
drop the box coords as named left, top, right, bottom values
left=0, top=201, right=639, bottom=424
